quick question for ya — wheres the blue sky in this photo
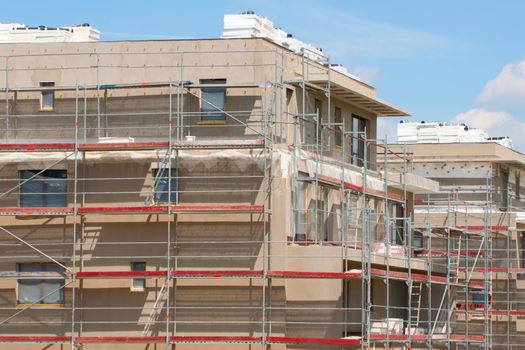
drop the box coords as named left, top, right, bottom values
left=4, top=0, right=525, bottom=148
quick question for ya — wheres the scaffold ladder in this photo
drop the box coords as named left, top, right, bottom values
left=410, top=281, right=423, bottom=329
left=142, top=281, right=167, bottom=336
left=451, top=235, right=462, bottom=284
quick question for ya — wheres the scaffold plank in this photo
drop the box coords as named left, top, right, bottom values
left=77, top=336, right=165, bottom=343
left=266, top=336, right=361, bottom=345
left=267, top=270, right=362, bottom=279
left=170, top=138, right=265, bottom=149
left=170, top=336, right=262, bottom=344
left=0, top=143, right=74, bottom=151
left=76, top=271, right=167, bottom=278
left=455, top=225, right=508, bottom=231
left=0, top=138, right=265, bottom=152
left=0, top=207, right=74, bottom=216
left=77, top=204, right=263, bottom=214
left=370, top=268, right=445, bottom=283
left=456, top=307, right=525, bottom=315
left=0, top=336, right=71, bottom=343
left=368, top=334, right=427, bottom=342
left=78, top=206, right=168, bottom=214
left=173, top=204, right=264, bottom=212
left=416, top=249, right=485, bottom=257
left=171, top=270, right=264, bottom=278
left=459, top=267, right=523, bottom=273
left=367, top=334, right=484, bottom=343
left=78, top=142, right=169, bottom=151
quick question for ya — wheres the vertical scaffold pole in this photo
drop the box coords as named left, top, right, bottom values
left=71, top=84, right=80, bottom=350
left=166, top=82, right=173, bottom=349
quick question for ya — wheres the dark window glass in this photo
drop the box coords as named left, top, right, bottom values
left=200, top=79, right=226, bottom=121
left=131, top=262, right=146, bottom=291
left=153, top=168, right=178, bottom=203
left=18, top=263, right=64, bottom=305
left=514, top=173, right=521, bottom=200
left=40, top=82, right=55, bottom=110
left=501, top=169, right=509, bottom=209
left=335, top=107, right=343, bottom=147
left=390, top=202, right=404, bottom=245
left=314, top=99, right=322, bottom=144
left=351, top=115, right=367, bottom=167
left=20, top=170, right=67, bottom=207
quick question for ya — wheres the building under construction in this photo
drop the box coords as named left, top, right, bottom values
left=0, top=12, right=520, bottom=350
left=388, top=125, right=525, bottom=349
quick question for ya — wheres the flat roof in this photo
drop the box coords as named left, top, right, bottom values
left=388, top=142, right=525, bottom=167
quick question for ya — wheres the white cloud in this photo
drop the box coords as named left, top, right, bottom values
left=452, top=108, right=514, bottom=130
left=479, top=61, right=525, bottom=113
left=450, top=60, right=525, bottom=151
left=347, top=66, right=379, bottom=84
left=300, top=8, right=457, bottom=60
left=452, top=108, right=525, bottom=147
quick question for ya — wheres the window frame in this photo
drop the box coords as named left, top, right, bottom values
left=516, top=173, right=520, bottom=200
left=19, top=169, right=67, bottom=208
left=131, top=261, right=147, bottom=292
left=314, top=98, right=322, bottom=144
left=389, top=201, right=405, bottom=245
left=501, top=168, right=509, bottom=210
left=334, top=107, right=343, bottom=148
left=351, top=115, right=367, bottom=167
left=40, top=81, right=55, bottom=111
left=17, top=262, right=65, bottom=306
left=199, top=79, right=227, bottom=122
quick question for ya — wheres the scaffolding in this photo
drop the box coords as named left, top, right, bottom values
left=0, top=39, right=513, bottom=349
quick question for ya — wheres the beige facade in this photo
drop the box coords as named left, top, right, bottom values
left=0, top=37, right=486, bottom=350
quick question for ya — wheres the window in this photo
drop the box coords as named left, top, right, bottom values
left=286, top=88, right=294, bottom=117
left=200, top=79, right=226, bottom=121
left=153, top=168, right=178, bottom=203
left=314, top=99, right=322, bottom=143
left=314, top=99, right=322, bottom=119
left=521, top=233, right=525, bottom=268
left=389, top=202, right=404, bottom=245
left=131, top=262, right=146, bottom=292
left=294, top=180, right=307, bottom=242
left=20, top=170, right=67, bottom=207
left=516, top=173, right=520, bottom=200
left=471, top=291, right=492, bottom=309
left=501, top=168, right=509, bottom=210
left=351, top=115, right=367, bottom=167
left=17, top=263, right=64, bottom=305
left=40, top=82, right=55, bottom=111
left=334, top=107, right=343, bottom=148
left=319, top=186, right=329, bottom=242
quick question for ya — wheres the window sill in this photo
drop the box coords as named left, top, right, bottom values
left=197, top=120, right=227, bottom=125
left=39, top=108, right=55, bottom=112
left=16, top=303, right=65, bottom=308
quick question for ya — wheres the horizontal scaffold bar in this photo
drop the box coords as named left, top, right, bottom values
left=0, top=336, right=71, bottom=343
left=0, top=204, right=265, bottom=216
left=0, top=138, right=265, bottom=152
left=0, top=334, right=485, bottom=344
left=73, top=268, right=482, bottom=288
left=456, top=307, right=525, bottom=315
left=267, top=270, right=361, bottom=279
